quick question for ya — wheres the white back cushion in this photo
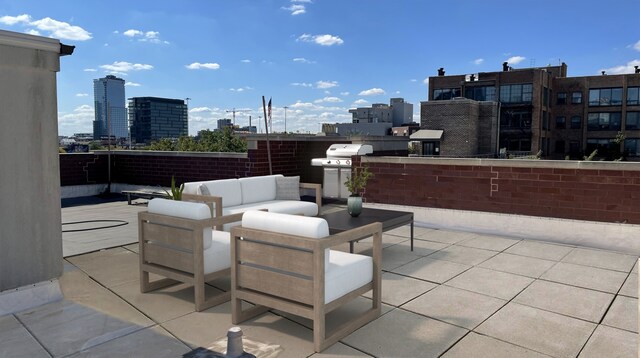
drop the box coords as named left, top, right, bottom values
left=241, top=210, right=330, bottom=266
left=239, top=175, right=281, bottom=204
left=182, top=181, right=202, bottom=195
left=202, top=179, right=243, bottom=207
left=147, top=198, right=213, bottom=250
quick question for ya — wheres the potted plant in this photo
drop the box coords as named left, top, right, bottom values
left=344, top=165, right=373, bottom=217
left=164, top=175, right=184, bottom=201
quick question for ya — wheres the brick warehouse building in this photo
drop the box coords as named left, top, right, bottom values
left=420, top=62, right=640, bottom=159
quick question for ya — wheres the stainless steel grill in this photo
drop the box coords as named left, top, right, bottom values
left=311, top=144, right=373, bottom=199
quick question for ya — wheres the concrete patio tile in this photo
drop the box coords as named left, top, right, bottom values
left=67, top=325, right=191, bottom=357
left=0, top=315, right=50, bottom=358
left=478, top=253, right=556, bottom=278
left=445, top=267, right=533, bottom=300
left=17, top=269, right=153, bottom=357
left=633, top=260, right=638, bottom=273
left=427, top=245, right=497, bottom=266
left=457, top=234, right=520, bottom=252
left=362, top=272, right=438, bottom=306
left=393, top=257, right=471, bottom=284
left=386, top=224, right=434, bottom=239
left=541, top=262, right=628, bottom=294
left=619, top=273, right=638, bottom=298
left=514, top=280, right=614, bottom=323
left=505, top=240, right=574, bottom=261
left=441, top=332, right=551, bottom=358
left=476, top=302, right=596, bottom=358
left=578, top=325, right=637, bottom=358
left=418, top=229, right=475, bottom=244
left=342, top=308, right=468, bottom=357
left=348, top=233, right=409, bottom=252
left=308, top=342, right=373, bottom=357
left=369, top=244, right=423, bottom=271
left=66, top=247, right=141, bottom=288
left=602, top=296, right=638, bottom=333
left=110, top=278, right=224, bottom=324
left=561, top=247, right=637, bottom=272
left=403, top=285, right=506, bottom=330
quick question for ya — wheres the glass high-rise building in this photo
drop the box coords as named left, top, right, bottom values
left=93, top=75, right=127, bottom=140
left=128, top=97, right=188, bottom=144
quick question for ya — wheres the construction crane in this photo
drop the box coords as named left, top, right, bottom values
left=225, top=108, right=251, bottom=125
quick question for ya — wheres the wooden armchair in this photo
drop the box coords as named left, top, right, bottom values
left=229, top=211, right=382, bottom=352
left=138, top=198, right=243, bottom=311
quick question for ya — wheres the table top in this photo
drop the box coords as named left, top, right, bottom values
left=318, top=207, right=413, bottom=234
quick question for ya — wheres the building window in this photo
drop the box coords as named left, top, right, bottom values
left=464, top=86, right=496, bottom=101
left=557, top=92, right=567, bottom=105
left=570, top=116, right=582, bottom=129
left=589, top=88, right=623, bottom=106
left=543, top=88, right=549, bottom=106
left=542, top=112, right=548, bottom=130
left=628, top=87, right=640, bottom=106
left=555, top=116, right=566, bottom=129
left=626, top=112, right=639, bottom=130
left=555, top=140, right=565, bottom=153
left=625, top=139, right=640, bottom=156
left=499, top=83, right=533, bottom=103
left=587, top=112, right=621, bottom=131
left=569, top=140, right=581, bottom=154
left=433, top=88, right=461, bottom=100
left=587, top=138, right=616, bottom=157
left=572, top=91, right=583, bottom=104
left=500, top=110, right=532, bottom=128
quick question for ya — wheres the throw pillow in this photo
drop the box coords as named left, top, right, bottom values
left=275, top=176, right=300, bottom=200
left=198, top=183, right=211, bottom=196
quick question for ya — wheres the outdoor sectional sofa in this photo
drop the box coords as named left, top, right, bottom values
left=182, top=175, right=322, bottom=229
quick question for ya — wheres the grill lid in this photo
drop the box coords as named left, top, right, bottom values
left=326, top=144, right=373, bottom=158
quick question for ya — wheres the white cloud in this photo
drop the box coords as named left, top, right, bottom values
left=314, top=96, right=343, bottom=103
left=145, top=31, right=159, bottom=39
left=290, top=101, right=315, bottom=109
left=123, top=29, right=143, bottom=37
left=410, top=79, right=417, bottom=82
left=316, top=80, right=338, bottom=89
left=292, top=0, right=312, bottom=2
left=241, top=59, right=251, bottom=63
left=473, top=58, right=484, bottom=65
left=358, top=88, right=385, bottom=96
left=506, top=56, right=526, bottom=65
left=76, top=93, right=88, bottom=97
left=29, top=17, right=92, bottom=40
left=353, top=99, right=368, bottom=105
left=58, top=105, right=95, bottom=133
left=601, top=59, right=640, bottom=75
left=297, top=33, right=343, bottom=46
left=283, top=4, right=306, bottom=15
left=293, top=57, right=315, bottom=64
left=230, top=86, right=254, bottom=92
left=1, top=14, right=91, bottom=41
left=0, top=14, right=31, bottom=25
left=190, top=107, right=213, bottom=113
left=185, top=62, right=220, bottom=70
left=100, top=61, right=153, bottom=73
left=633, top=40, right=640, bottom=52
left=25, top=29, right=41, bottom=36
left=83, top=68, right=97, bottom=72
left=423, top=77, right=429, bottom=85
left=291, top=82, right=312, bottom=87
left=340, top=91, right=350, bottom=96
left=125, top=82, right=141, bottom=87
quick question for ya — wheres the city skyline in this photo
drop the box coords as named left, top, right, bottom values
left=1, top=0, right=639, bottom=137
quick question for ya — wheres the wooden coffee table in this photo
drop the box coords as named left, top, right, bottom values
left=319, top=207, right=414, bottom=252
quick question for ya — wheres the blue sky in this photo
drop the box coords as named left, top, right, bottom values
left=1, top=0, right=639, bottom=136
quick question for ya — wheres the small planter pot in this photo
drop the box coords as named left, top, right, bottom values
left=347, top=195, right=363, bottom=217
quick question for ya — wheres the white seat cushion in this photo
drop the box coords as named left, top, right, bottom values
left=148, top=198, right=213, bottom=250
left=203, top=230, right=231, bottom=274
left=239, top=175, right=281, bottom=204
left=202, top=179, right=243, bottom=207
left=325, top=250, right=373, bottom=304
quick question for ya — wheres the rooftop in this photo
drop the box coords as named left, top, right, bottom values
left=2, top=196, right=637, bottom=357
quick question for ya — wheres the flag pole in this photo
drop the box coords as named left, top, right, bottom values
left=262, top=96, right=273, bottom=175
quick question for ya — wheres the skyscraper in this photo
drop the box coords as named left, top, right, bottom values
left=128, top=97, right=188, bottom=144
left=93, top=75, right=127, bottom=140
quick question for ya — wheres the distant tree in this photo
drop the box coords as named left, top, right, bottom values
left=177, top=136, right=199, bottom=151
left=89, top=141, right=104, bottom=150
left=148, top=138, right=176, bottom=151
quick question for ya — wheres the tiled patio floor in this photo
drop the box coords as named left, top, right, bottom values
left=1, top=199, right=638, bottom=357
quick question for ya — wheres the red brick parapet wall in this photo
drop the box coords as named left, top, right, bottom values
left=355, top=156, right=640, bottom=225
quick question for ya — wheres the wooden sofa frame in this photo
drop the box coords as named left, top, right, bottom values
left=229, top=221, right=382, bottom=352
left=138, top=204, right=243, bottom=312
